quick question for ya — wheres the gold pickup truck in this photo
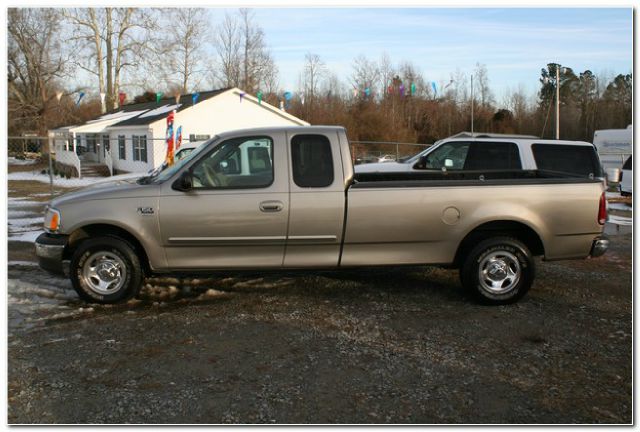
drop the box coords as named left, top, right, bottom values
left=35, top=126, right=609, bottom=305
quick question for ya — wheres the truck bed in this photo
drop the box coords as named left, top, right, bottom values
left=352, top=169, right=601, bottom=188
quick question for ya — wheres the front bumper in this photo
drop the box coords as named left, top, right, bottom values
left=590, top=236, right=609, bottom=258
left=35, top=233, right=70, bottom=276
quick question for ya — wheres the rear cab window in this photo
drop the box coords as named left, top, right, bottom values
left=532, top=144, right=603, bottom=178
left=291, top=134, right=334, bottom=187
left=623, top=155, right=632, bottom=170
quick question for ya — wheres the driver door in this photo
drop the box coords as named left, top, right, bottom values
left=158, top=132, right=289, bottom=269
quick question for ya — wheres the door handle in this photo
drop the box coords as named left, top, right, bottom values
left=259, top=200, right=284, bottom=212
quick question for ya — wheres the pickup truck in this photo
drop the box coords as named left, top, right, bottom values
left=35, top=126, right=609, bottom=305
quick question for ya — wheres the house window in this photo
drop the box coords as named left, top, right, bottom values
left=102, top=134, right=110, bottom=152
left=118, top=135, right=126, bottom=160
left=189, top=134, right=210, bottom=143
left=75, top=135, right=82, bottom=152
left=133, top=135, right=148, bottom=162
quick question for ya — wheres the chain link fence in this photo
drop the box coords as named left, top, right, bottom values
left=350, top=141, right=432, bottom=164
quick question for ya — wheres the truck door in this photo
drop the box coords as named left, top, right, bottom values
left=284, top=131, right=346, bottom=267
left=158, top=132, right=289, bottom=269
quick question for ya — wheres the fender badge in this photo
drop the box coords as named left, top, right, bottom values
left=137, top=207, right=154, bottom=215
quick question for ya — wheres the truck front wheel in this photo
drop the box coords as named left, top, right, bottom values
left=70, top=236, right=143, bottom=303
left=460, top=237, right=534, bottom=305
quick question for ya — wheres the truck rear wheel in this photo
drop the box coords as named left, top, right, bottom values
left=460, top=237, right=534, bottom=305
left=70, top=236, right=143, bottom=304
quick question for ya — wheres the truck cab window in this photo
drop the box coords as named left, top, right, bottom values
left=291, top=134, right=334, bottom=187
left=191, top=136, right=274, bottom=189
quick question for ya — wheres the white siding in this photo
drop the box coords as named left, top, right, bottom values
left=107, top=128, right=156, bottom=173
left=80, top=88, right=309, bottom=172
left=153, top=91, right=306, bottom=146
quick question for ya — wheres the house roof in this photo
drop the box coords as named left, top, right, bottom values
left=109, top=88, right=230, bottom=127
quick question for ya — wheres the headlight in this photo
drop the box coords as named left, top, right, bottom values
left=44, top=207, right=61, bottom=233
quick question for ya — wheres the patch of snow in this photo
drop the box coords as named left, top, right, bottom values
left=8, top=278, right=76, bottom=305
left=9, top=230, right=44, bottom=243
left=8, top=157, right=37, bottom=165
left=606, top=191, right=622, bottom=199
left=87, top=109, right=148, bottom=123
left=608, top=202, right=632, bottom=212
left=8, top=261, right=39, bottom=267
left=139, top=104, right=181, bottom=118
left=8, top=210, right=42, bottom=218
left=8, top=217, right=43, bottom=228
left=608, top=215, right=632, bottom=226
left=8, top=171, right=100, bottom=187
left=8, top=197, right=44, bottom=208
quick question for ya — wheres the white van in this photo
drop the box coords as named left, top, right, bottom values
left=593, top=126, right=632, bottom=171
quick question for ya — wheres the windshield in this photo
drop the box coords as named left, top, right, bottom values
left=145, top=137, right=218, bottom=184
left=404, top=141, right=441, bottom=164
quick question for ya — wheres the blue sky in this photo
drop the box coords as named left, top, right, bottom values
left=211, top=7, right=632, bottom=100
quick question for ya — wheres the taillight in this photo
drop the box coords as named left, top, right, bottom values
left=598, top=192, right=607, bottom=225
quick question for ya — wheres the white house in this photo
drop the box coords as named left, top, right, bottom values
left=49, top=88, right=309, bottom=176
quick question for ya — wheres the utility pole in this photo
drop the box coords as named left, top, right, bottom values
left=471, top=74, right=474, bottom=135
left=556, top=64, right=560, bottom=140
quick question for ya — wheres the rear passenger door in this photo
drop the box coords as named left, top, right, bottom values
left=284, top=131, right=346, bottom=267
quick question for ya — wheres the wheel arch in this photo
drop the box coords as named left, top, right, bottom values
left=63, top=223, right=152, bottom=275
left=454, top=220, right=545, bottom=268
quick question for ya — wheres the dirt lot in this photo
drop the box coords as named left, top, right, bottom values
left=7, top=175, right=633, bottom=424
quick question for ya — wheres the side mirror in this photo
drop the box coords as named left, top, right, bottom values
left=172, top=170, right=193, bottom=191
left=414, top=155, right=428, bottom=170
left=444, top=158, right=454, bottom=168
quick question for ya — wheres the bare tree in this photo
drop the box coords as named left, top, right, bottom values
left=8, top=8, right=69, bottom=133
left=473, top=62, right=494, bottom=108
left=378, top=52, right=395, bottom=96
left=153, top=8, right=212, bottom=93
left=503, top=84, right=530, bottom=131
left=302, top=53, right=326, bottom=101
left=350, top=55, right=379, bottom=96
left=238, top=9, right=277, bottom=93
left=214, top=9, right=277, bottom=94
left=214, top=12, right=241, bottom=88
left=64, top=8, right=156, bottom=110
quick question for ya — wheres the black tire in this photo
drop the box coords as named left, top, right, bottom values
left=460, top=237, right=534, bottom=305
left=70, top=236, right=143, bottom=304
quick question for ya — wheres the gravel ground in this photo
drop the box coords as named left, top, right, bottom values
left=7, top=178, right=633, bottom=424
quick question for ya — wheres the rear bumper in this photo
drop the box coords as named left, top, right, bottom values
left=35, top=233, right=69, bottom=276
left=590, top=236, right=609, bottom=258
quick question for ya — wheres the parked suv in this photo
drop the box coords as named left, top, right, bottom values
left=356, top=138, right=603, bottom=179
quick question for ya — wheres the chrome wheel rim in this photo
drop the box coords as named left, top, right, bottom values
left=81, top=251, right=126, bottom=295
left=478, top=250, right=521, bottom=294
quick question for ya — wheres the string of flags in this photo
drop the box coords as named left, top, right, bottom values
left=63, top=76, right=454, bottom=114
